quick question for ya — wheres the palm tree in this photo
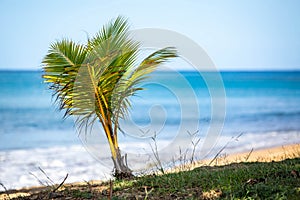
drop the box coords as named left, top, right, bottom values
left=42, top=16, right=177, bottom=178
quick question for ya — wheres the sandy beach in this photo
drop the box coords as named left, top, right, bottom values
left=198, top=143, right=300, bottom=167
left=166, top=143, right=300, bottom=173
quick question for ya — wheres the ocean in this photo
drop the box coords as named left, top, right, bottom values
left=1, top=70, right=300, bottom=190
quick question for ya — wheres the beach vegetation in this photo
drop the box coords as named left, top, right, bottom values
left=41, top=16, right=177, bottom=179
left=2, top=157, right=299, bottom=199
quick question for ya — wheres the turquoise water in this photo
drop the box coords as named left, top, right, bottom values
left=0, top=71, right=300, bottom=150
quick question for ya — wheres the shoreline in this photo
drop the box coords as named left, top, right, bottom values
left=1, top=143, right=299, bottom=195
left=165, top=143, right=300, bottom=173
left=197, top=143, right=300, bottom=167
left=1, top=143, right=299, bottom=200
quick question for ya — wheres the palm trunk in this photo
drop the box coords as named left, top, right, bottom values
left=98, top=110, right=133, bottom=179
left=105, top=123, right=133, bottom=179
left=111, top=147, right=133, bottom=179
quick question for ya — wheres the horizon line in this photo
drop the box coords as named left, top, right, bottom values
left=0, top=68, right=300, bottom=73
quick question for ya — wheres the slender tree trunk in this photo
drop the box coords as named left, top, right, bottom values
left=111, top=147, right=133, bottom=179
left=101, top=118, right=133, bottom=179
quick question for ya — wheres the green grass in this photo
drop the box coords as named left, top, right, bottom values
left=111, top=158, right=300, bottom=199
left=3, top=158, right=300, bottom=199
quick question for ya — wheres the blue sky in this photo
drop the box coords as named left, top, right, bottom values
left=0, top=0, right=299, bottom=71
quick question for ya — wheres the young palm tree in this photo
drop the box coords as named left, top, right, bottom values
left=42, top=16, right=177, bottom=178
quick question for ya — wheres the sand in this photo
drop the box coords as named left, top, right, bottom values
left=166, top=143, right=300, bottom=173
left=197, top=143, right=300, bottom=167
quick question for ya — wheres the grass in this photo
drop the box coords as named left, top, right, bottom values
left=1, top=157, right=299, bottom=200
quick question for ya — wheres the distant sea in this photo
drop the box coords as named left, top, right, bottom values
left=1, top=70, right=300, bottom=190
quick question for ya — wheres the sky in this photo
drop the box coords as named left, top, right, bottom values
left=0, top=0, right=300, bottom=71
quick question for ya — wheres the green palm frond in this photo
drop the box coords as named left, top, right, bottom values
left=111, top=47, right=178, bottom=121
left=42, top=16, right=178, bottom=152
left=42, top=39, right=87, bottom=117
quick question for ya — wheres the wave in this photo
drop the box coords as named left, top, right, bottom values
left=0, top=145, right=112, bottom=191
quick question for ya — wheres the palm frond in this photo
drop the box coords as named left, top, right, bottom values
left=111, top=47, right=178, bottom=129
left=42, top=16, right=178, bottom=146
left=42, top=39, right=87, bottom=116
